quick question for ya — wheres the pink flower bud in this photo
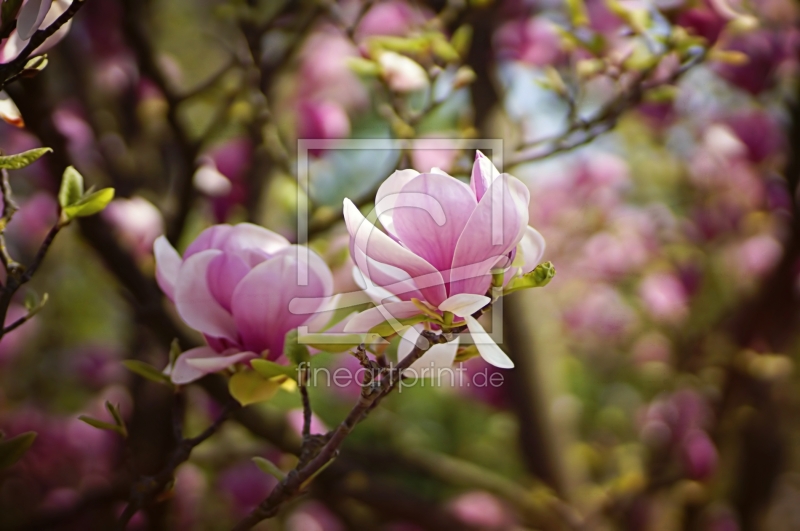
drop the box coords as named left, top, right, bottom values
left=681, top=429, right=718, bottom=480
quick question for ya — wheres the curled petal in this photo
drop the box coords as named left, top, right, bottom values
left=174, top=250, right=238, bottom=341
left=169, top=348, right=255, bottom=384
left=344, top=198, right=447, bottom=306
left=220, top=223, right=291, bottom=266
left=470, top=150, right=500, bottom=202
left=154, top=235, right=182, bottom=301
left=438, top=293, right=490, bottom=318
left=518, top=226, right=546, bottom=275
left=17, top=0, right=50, bottom=41
left=0, top=91, right=23, bottom=128
left=375, top=169, right=420, bottom=239
left=184, top=225, right=233, bottom=258
left=342, top=301, right=421, bottom=333
left=397, top=326, right=460, bottom=375
left=351, top=239, right=424, bottom=302
left=464, top=315, right=514, bottom=369
left=450, top=174, right=530, bottom=298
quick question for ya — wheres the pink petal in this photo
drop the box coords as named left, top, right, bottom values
left=154, top=235, right=182, bottom=301
left=518, top=226, right=546, bottom=275
left=344, top=198, right=447, bottom=306
left=231, top=246, right=331, bottom=359
left=464, top=316, right=514, bottom=369
left=219, top=223, right=290, bottom=267
left=17, top=0, right=50, bottom=41
left=185, top=351, right=257, bottom=372
left=449, top=174, right=530, bottom=297
left=342, top=301, right=422, bottom=333
left=350, top=240, right=423, bottom=302
left=184, top=225, right=233, bottom=258
left=397, top=325, right=459, bottom=374
left=374, top=169, right=420, bottom=239
left=207, top=252, right=251, bottom=312
left=169, top=346, right=221, bottom=384
left=438, top=293, right=490, bottom=318
left=175, top=250, right=238, bottom=341
left=470, top=151, right=500, bottom=202
left=391, top=172, right=477, bottom=275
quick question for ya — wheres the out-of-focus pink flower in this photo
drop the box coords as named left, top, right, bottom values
left=632, top=332, right=672, bottom=365
left=201, top=138, right=252, bottom=223
left=286, top=501, right=344, bottom=531
left=0, top=0, right=74, bottom=64
left=563, top=284, right=638, bottom=340
left=456, top=356, right=511, bottom=409
left=173, top=464, right=207, bottom=531
left=0, top=304, right=37, bottom=364
left=343, top=152, right=545, bottom=368
left=378, top=51, right=429, bottom=92
left=355, top=1, right=430, bottom=40
left=299, top=30, right=368, bottom=110
left=154, top=223, right=334, bottom=384
left=103, top=197, right=164, bottom=259
left=494, top=17, right=564, bottom=66
left=7, top=191, right=58, bottom=248
left=639, top=272, right=689, bottom=323
left=714, top=30, right=795, bottom=95
left=286, top=409, right=328, bottom=436
left=448, top=491, right=516, bottom=529
left=677, top=6, right=727, bottom=44
left=410, top=145, right=460, bottom=175
left=297, top=100, right=351, bottom=156
left=217, top=460, right=278, bottom=517
left=725, top=111, right=785, bottom=163
left=681, top=429, right=719, bottom=480
left=733, top=234, right=783, bottom=278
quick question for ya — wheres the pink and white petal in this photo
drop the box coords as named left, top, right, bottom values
left=184, top=224, right=233, bottom=258
left=342, top=301, right=421, bottom=333
left=438, top=293, right=490, bottom=318
left=397, top=325, right=459, bottom=374
left=207, top=252, right=251, bottom=312
left=231, top=250, right=329, bottom=359
left=450, top=174, right=530, bottom=297
left=17, top=0, right=50, bottom=41
left=470, top=150, right=500, bottom=202
left=169, top=346, right=222, bottom=385
left=351, top=241, right=423, bottom=302
left=464, top=315, right=514, bottom=369
left=31, top=0, right=70, bottom=55
left=344, top=199, right=446, bottom=306
left=374, top=169, right=420, bottom=239
left=175, top=250, right=238, bottom=341
left=391, top=172, right=477, bottom=274
left=154, top=236, right=182, bottom=301
left=185, top=351, right=257, bottom=373
left=221, top=223, right=291, bottom=267
left=519, top=226, right=546, bottom=275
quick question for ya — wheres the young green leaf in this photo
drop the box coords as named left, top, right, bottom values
left=58, top=166, right=84, bottom=208
left=228, top=371, right=281, bottom=406
left=284, top=330, right=311, bottom=366
left=168, top=338, right=182, bottom=368
left=251, top=359, right=297, bottom=380
left=121, top=360, right=172, bottom=385
left=0, top=147, right=52, bottom=170
left=78, top=415, right=125, bottom=436
left=0, top=431, right=36, bottom=471
left=252, top=456, right=287, bottom=481
left=63, top=188, right=115, bottom=219
left=503, top=261, right=556, bottom=295
left=104, top=402, right=127, bottom=437
left=296, top=333, right=365, bottom=353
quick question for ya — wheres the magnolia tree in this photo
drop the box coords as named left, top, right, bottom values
left=0, top=0, right=797, bottom=529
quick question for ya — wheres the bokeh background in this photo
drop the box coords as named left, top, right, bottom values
left=0, top=0, right=799, bottom=529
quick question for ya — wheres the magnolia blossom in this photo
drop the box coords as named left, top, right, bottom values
left=0, top=0, right=73, bottom=63
left=378, top=51, right=429, bottom=92
left=154, top=223, right=333, bottom=384
left=342, top=151, right=545, bottom=368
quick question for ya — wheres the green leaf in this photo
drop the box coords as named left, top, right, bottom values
left=0, top=147, right=52, bottom=171
left=58, top=166, right=84, bottom=208
left=251, top=359, right=297, bottom=380
left=228, top=371, right=281, bottom=406
left=450, top=25, right=472, bottom=57
left=252, top=457, right=287, bottom=481
left=121, top=360, right=172, bottom=385
left=297, top=333, right=365, bottom=353
left=0, top=431, right=36, bottom=471
left=503, top=261, right=556, bottom=295
left=369, top=314, right=428, bottom=337
left=104, top=402, right=127, bottom=437
left=284, top=330, right=311, bottom=366
left=78, top=416, right=125, bottom=436
left=63, top=188, right=115, bottom=219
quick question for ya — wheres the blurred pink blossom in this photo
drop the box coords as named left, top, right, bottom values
left=448, top=490, right=516, bottom=529
left=639, top=272, right=689, bottom=323
left=103, top=197, right=164, bottom=259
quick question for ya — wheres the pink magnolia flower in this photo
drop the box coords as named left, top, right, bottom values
left=342, top=151, right=545, bottom=368
left=103, top=196, right=164, bottom=259
left=154, top=223, right=334, bottom=384
left=0, top=0, right=73, bottom=64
